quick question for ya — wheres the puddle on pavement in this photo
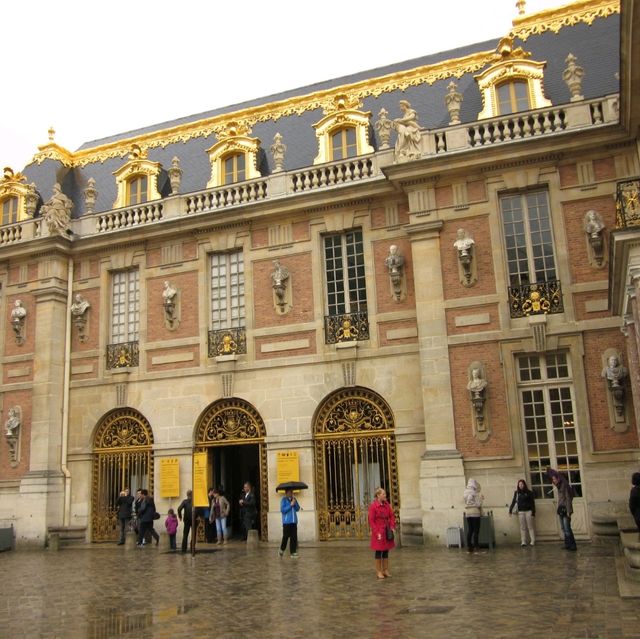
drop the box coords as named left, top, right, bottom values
left=88, top=603, right=197, bottom=637
left=399, top=605, right=454, bottom=615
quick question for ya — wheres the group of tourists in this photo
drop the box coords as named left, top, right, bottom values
left=115, top=482, right=256, bottom=552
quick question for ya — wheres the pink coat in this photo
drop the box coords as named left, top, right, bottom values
left=368, top=499, right=396, bottom=551
left=165, top=514, right=179, bottom=535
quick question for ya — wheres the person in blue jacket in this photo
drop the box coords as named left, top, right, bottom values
left=278, top=488, right=301, bottom=558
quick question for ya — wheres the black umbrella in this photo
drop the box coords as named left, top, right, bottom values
left=276, top=481, right=308, bottom=492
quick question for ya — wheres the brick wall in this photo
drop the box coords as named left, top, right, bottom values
left=373, top=239, right=415, bottom=314
left=0, top=389, right=32, bottom=479
left=147, top=271, right=199, bottom=341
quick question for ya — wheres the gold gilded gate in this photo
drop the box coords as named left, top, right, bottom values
left=314, top=387, right=399, bottom=540
left=91, top=408, right=154, bottom=542
left=194, top=398, right=269, bottom=541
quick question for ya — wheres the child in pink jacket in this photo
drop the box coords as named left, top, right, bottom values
left=165, top=508, right=179, bottom=550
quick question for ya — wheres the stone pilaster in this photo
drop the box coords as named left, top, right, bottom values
left=20, top=282, right=68, bottom=545
left=405, top=208, right=466, bottom=544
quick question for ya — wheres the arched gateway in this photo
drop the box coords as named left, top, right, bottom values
left=194, top=398, right=269, bottom=541
left=91, top=408, right=154, bottom=542
left=313, top=386, right=399, bottom=541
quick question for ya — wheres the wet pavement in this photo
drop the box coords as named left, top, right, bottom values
left=0, top=540, right=638, bottom=639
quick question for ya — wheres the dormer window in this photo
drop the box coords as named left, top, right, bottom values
left=330, top=127, right=358, bottom=161
left=206, top=122, right=261, bottom=188
left=475, top=36, right=551, bottom=120
left=223, top=153, right=246, bottom=185
left=112, top=145, right=161, bottom=209
left=313, top=94, right=373, bottom=165
left=497, top=80, right=530, bottom=115
left=1, top=196, right=19, bottom=225
left=127, top=175, right=149, bottom=205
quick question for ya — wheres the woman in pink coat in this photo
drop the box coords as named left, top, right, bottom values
left=368, top=487, right=396, bottom=579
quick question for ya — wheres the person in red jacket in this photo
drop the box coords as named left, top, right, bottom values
left=368, top=487, right=396, bottom=580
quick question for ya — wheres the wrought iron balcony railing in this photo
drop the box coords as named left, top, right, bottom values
left=508, top=280, right=564, bottom=319
left=208, top=327, right=247, bottom=357
left=106, top=341, right=139, bottom=369
left=615, top=178, right=640, bottom=228
left=324, top=311, right=370, bottom=344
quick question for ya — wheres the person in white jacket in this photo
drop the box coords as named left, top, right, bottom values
left=463, top=478, right=484, bottom=553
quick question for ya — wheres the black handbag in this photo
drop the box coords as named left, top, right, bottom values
left=557, top=505, right=567, bottom=517
left=385, top=525, right=394, bottom=541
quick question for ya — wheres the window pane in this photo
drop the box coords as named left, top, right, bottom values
left=211, top=251, right=245, bottom=329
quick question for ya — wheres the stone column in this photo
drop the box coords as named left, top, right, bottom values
left=405, top=207, right=466, bottom=544
left=20, top=281, right=68, bottom=544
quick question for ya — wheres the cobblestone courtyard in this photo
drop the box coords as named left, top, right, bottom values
left=0, top=541, right=638, bottom=638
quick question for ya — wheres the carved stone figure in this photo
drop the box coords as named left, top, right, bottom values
left=70, top=293, right=90, bottom=343
left=271, top=260, right=289, bottom=308
left=583, top=210, right=605, bottom=266
left=454, top=228, right=475, bottom=285
left=162, top=281, right=178, bottom=325
left=374, top=108, right=393, bottom=149
left=270, top=133, right=286, bottom=173
left=41, top=182, right=73, bottom=235
left=11, top=299, right=26, bottom=345
left=467, top=367, right=488, bottom=432
left=25, top=183, right=39, bottom=217
left=168, top=157, right=183, bottom=194
left=84, top=178, right=98, bottom=214
left=384, top=245, right=404, bottom=301
left=5, top=406, right=21, bottom=465
left=445, top=81, right=463, bottom=125
left=563, top=53, right=585, bottom=102
left=602, top=353, right=628, bottom=419
left=393, top=100, right=421, bottom=162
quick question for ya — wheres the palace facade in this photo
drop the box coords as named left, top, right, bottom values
left=1, top=0, right=639, bottom=547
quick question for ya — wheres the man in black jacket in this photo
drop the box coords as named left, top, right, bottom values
left=137, top=489, right=159, bottom=547
left=116, top=487, right=134, bottom=545
left=178, top=490, right=195, bottom=553
left=239, top=482, right=257, bottom=541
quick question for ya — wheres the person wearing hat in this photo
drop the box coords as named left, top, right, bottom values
left=629, top=472, right=640, bottom=534
left=547, top=468, right=577, bottom=551
left=278, top=488, right=301, bottom=558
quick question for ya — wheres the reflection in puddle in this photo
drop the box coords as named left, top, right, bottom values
left=88, top=603, right=197, bottom=637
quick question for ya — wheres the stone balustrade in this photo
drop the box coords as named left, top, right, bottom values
left=1, top=94, right=614, bottom=244
left=95, top=202, right=163, bottom=232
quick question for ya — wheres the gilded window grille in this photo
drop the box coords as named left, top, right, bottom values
left=194, top=398, right=268, bottom=541
left=313, top=387, right=399, bottom=541
left=615, top=177, right=640, bottom=228
left=106, top=341, right=140, bottom=369
left=508, top=280, right=563, bottom=318
left=324, top=311, right=370, bottom=344
left=208, top=327, right=247, bottom=357
left=91, top=408, right=154, bottom=542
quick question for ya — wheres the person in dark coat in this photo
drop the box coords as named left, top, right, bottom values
left=178, top=490, right=195, bottom=553
left=239, top=482, right=257, bottom=541
left=368, top=487, right=395, bottom=579
left=136, top=490, right=159, bottom=547
left=629, top=472, right=640, bottom=534
left=548, top=468, right=577, bottom=551
left=116, top=487, right=134, bottom=545
left=509, top=479, right=536, bottom=546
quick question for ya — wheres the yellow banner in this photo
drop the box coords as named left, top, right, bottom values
left=276, top=451, right=299, bottom=487
left=192, top=452, right=209, bottom=507
left=160, top=458, right=180, bottom=498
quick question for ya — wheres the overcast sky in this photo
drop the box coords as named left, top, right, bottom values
left=0, top=0, right=560, bottom=170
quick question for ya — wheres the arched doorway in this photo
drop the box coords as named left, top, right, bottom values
left=91, top=408, right=154, bottom=542
left=314, top=386, right=399, bottom=541
left=194, top=398, right=268, bottom=541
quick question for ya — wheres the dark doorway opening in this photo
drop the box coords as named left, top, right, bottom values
left=208, top=444, right=261, bottom=539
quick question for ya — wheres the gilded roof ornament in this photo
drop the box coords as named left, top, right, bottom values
left=128, top=144, right=148, bottom=160
left=2, top=167, right=26, bottom=184
left=322, top=93, right=362, bottom=115
left=516, top=0, right=526, bottom=16
left=213, top=120, right=252, bottom=140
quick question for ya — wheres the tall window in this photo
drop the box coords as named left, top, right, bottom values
left=330, top=127, right=357, bottom=161
left=497, top=80, right=530, bottom=115
left=517, top=352, right=582, bottom=500
left=1, top=197, right=19, bottom=225
left=501, top=190, right=556, bottom=287
left=210, top=251, right=244, bottom=329
left=111, top=270, right=140, bottom=343
left=223, top=153, right=246, bottom=185
left=324, top=229, right=367, bottom=316
left=127, top=176, right=148, bottom=206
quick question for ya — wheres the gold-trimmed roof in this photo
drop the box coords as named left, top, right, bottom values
left=30, top=0, right=619, bottom=169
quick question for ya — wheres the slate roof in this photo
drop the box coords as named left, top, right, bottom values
left=21, top=13, right=620, bottom=218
